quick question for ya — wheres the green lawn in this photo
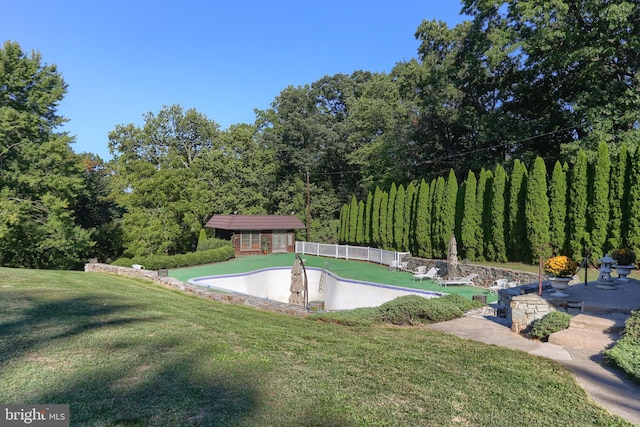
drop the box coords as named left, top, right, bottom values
left=0, top=267, right=632, bottom=426
left=170, top=254, right=499, bottom=303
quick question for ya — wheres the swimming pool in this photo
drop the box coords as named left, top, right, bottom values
left=189, top=267, right=444, bottom=310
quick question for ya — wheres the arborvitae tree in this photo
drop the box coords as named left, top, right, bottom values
left=475, top=168, right=489, bottom=261
left=415, top=179, right=432, bottom=257
left=588, top=142, right=610, bottom=259
left=627, top=149, right=640, bottom=255
left=442, top=170, right=458, bottom=258
left=404, top=182, right=416, bottom=252
left=482, top=170, right=494, bottom=260
left=431, top=177, right=446, bottom=258
left=338, top=204, right=349, bottom=243
left=525, top=157, right=551, bottom=263
left=356, top=200, right=365, bottom=244
left=196, top=228, right=208, bottom=251
left=364, top=191, right=373, bottom=245
left=372, top=186, right=382, bottom=247
left=549, top=161, right=568, bottom=255
left=608, top=146, right=631, bottom=252
left=455, top=180, right=466, bottom=249
left=385, top=184, right=397, bottom=250
left=348, top=195, right=358, bottom=244
left=394, top=184, right=406, bottom=250
left=487, top=164, right=508, bottom=262
left=508, top=160, right=528, bottom=262
left=568, top=150, right=589, bottom=262
left=460, top=170, right=479, bottom=260
left=380, top=191, right=389, bottom=249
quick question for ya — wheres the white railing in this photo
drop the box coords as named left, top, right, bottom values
left=295, top=241, right=410, bottom=267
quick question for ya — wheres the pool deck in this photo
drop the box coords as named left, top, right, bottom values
left=429, top=278, right=640, bottom=425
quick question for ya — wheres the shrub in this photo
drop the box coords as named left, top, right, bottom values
left=111, top=257, right=132, bottom=267
left=375, top=294, right=481, bottom=326
left=197, top=237, right=232, bottom=252
left=376, top=295, right=435, bottom=326
left=529, top=311, right=572, bottom=340
left=611, top=248, right=637, bottom=266
left=111, top=245, right=235, bottom=270
left=310, top=293, right=483, bottom=327
left=440, top=293, right=484, bottom=312
left=605, top=310, right=640, bottom=383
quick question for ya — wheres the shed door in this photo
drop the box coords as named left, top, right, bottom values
left=273, top=232, right=287, bottom=252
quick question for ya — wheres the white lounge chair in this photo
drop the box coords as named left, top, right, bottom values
left=438, top=273, right=479, bottom=287
left=412, top=267, right=440, bottom=282
left=389, top=260, right=399, bottom=272
left=489, top=279, right=508, bottom=294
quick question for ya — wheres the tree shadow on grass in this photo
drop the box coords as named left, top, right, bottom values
left=0, top=293, right=162, bottom=364
left=29, top=352, right=262, bottom=426
left=0, top=292, right=347, bottom=425
left=0, top=292, right=264, bottom=425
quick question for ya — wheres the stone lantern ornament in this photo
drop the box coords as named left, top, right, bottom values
left=596, top=253, right=616, bottom=290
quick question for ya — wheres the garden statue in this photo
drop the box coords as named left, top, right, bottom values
left=596, top=254, right=616, bottom=290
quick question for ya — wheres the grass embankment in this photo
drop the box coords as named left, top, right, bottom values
left=0, top=267, right=632, bottom=426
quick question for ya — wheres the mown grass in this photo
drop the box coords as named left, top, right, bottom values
left=0, top=267, right=633, bottom=426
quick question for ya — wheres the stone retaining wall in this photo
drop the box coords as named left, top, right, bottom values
left=403, top=256, right=538, bottom=288
left=496, top=282, right=584, bottom=333
left=84, top=263, right=309, bottom=317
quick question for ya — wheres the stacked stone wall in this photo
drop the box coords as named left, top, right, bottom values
left=403, top=256, right=538, bottom=288
left=84, top=263, right=309, bottom=317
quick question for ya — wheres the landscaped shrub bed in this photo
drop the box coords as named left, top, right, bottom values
left=528, top=311, right=572, bottom=340
left=605, top=310, right=640, bottom=383
left=311, top=294, right=484, bottom=326
left=111, top=245, right=235, bottom=270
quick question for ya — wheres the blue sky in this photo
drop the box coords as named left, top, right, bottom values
left=4, top=1, right=468, bottom=160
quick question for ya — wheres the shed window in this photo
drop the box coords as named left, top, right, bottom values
left=240, top=232, right=260, bottom=251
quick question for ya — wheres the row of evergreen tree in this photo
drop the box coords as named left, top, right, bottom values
left=338, top=143, right=640, bottom=265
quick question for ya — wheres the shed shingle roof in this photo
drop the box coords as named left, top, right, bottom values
left=205, top=215, right=305, bottom=231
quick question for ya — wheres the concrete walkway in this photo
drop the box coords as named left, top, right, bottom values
left=427, top=300, right=640, bottom=424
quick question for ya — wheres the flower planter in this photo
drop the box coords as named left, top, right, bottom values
left=613, top=265, right=634, bottom=282
left=549, top=277, right=572, bottom=298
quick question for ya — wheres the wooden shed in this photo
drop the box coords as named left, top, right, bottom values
left=204, top=214, right=305, bottom=256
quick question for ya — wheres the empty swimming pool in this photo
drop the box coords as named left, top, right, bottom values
left=189, top=267, right=444, bottom=310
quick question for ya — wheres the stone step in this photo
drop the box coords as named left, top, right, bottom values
left=569, top=313, right=628, bottom=333
left=548, top=328, right=619, bottom=352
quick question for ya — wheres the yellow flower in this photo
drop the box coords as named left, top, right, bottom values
left=543, top=255, right=578, bottom=277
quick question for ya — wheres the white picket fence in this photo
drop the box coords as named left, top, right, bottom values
left=295, top=241, right=410, bottom=267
